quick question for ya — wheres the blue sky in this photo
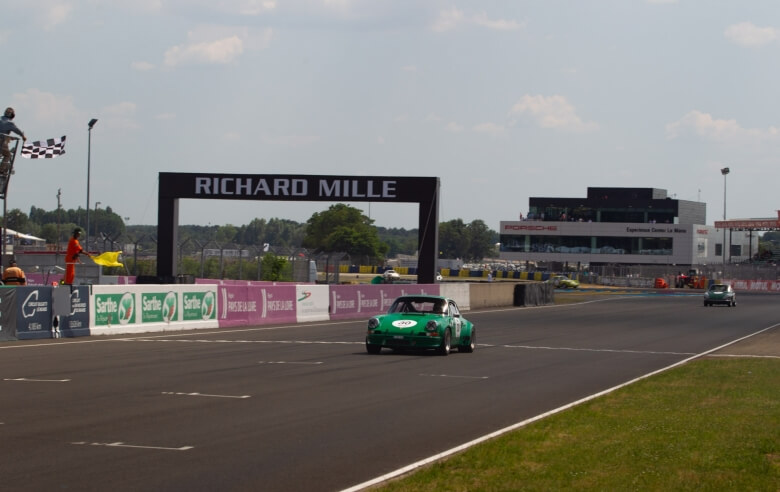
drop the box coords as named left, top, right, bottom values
left=3, top=0, right=779, bottom=229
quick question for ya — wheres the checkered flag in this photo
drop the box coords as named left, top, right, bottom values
left=21, top=135, right=67, bottom=159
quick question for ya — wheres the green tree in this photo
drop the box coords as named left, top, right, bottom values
left=465, top=219, right=497, bottom=261
left=438, top=219, right=469, bottom=259
left=303, top=204, right=388, bottom=261
left=215, top=224, right=238, bottom=244
left=260, top=253, right=288, bottom=281
left=5, top=208, right=29, bottom=231
left=438, top=219, right=497, bottom=262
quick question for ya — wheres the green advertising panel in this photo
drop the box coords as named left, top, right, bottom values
left=182, top=291, right=217, bottom=321
left=141, top=291, right=178, bottom=323
left=94, top=292, right=136, bottom=326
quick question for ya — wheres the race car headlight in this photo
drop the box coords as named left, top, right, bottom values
left=425, top=320, right=438, bottom=332
left=368, top=318, right=380, bottom=332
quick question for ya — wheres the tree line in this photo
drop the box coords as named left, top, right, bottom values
left=6, top=203, right=499, bottom=263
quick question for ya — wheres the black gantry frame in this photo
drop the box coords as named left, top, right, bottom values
left=156, top=173, right=440, bottom=284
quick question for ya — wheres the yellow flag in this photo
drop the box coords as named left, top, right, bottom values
left=92, top=251, right=124, bottom=267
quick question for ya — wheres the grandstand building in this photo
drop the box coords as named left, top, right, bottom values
left=499, top=187, right=759, bottom=267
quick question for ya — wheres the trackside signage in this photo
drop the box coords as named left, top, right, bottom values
left=159, top=173, right=438, bottom=203
left=216, top=285, right=297, bottom=328
left=94, top=292, right=136, bottom=326
left=141, top=291, right=178, bottom=323
left=58, top=287, right=90, bottom=337
left=183, top=291, right=217, bottom=321
left=328, top=284, right=438, bottom=321
left=89, top=285, right=219, bottom=335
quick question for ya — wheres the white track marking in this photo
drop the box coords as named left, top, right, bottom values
left=4, top=378, right=71, bottom=382
left=72, top=441, right=193, bottom=451
left=419, top=374, right=488, bottom=380
left=707, top=353, right=780, bottom=359
left=258, top=361, right=323, bottom=365
left=161, top=392, right=250, bottom=399
left=502, top=344, right=697, bottom=356
left=125, top=339, right=362, bottom=345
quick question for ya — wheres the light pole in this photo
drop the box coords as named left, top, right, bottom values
left=86, top=118, right=98, bottom=252
left=721, top=167, right=730, bottom=265
left=95, top=201, right=101, bottom=251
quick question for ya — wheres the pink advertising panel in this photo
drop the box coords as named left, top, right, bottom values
left=217, top=284, right=298, bottom=327
left=328, top=284, right=440, bottom=320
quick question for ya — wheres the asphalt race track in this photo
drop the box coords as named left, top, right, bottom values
left=1, top=292, right=778, bottom=491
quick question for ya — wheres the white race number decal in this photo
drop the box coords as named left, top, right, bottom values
left=392, top=320, right=417, bottom=329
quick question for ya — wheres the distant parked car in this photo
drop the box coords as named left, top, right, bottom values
left=703, top=283, right=736, bottom=307
left=383, top=269, right=401, bottom=281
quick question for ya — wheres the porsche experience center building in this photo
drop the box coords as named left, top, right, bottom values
left=499, top=187, right=762, bottom=267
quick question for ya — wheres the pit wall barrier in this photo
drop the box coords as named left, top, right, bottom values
left=0, top=281, right=498, bottom=340
left=89, top=284, right=220, bottom=336
left=468, top=282, right=517, bottom=309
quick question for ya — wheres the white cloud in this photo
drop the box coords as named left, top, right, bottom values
left=155, top=113, right=176, bottom=120
left=164, top=36, right=244, bottom=67
left=472, top=122, right=505, bottom=136
left=43, top=2, right=73, bottom=30
left=131, top=61, right=155, bottom=71
left=445, top=121, right=463, bottom=132
left=665, top=110, right=780, bottom=143
left=103, top=101, right=137, bottom=116
left=227, top=0, right=276, bottom=16
left=260, top=134, right=321, bottom=146
left=724, top=22, right=778, bottom=47
left=11, top=88, right=77, bottom=124
left=432, top=8, right=521, bottom=32
left=472, top=12, right=524, bottom=31
left=510, top=94, right=599, bottom=132
left=100, top=101, right=139, bottom=130
left=431, top=7, right=465, bottom=32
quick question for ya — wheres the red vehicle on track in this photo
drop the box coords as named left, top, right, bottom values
left=675, top=269, right=700, bottom=288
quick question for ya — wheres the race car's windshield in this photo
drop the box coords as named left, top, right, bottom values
left=389, top=298, right=446, bottom=314
left=710, top=285, right=727, bottom=292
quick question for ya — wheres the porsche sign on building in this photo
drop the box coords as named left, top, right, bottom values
left=499, top=187, right=759, bottom=266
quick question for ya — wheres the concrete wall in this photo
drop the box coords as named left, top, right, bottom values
left=466, top=282, right=517, bottom=310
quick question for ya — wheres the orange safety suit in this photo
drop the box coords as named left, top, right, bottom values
left=65, top=236, right=84, bottom=284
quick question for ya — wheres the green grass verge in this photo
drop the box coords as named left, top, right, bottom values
left=375, top=358, right=780, bottom=491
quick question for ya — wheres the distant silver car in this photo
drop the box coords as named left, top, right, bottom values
left=383, top=269, right=401, bottom=280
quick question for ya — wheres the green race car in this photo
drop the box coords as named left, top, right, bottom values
left=703, top=283, right=737, bottom=307
left=365, top=295, right=476, bottom=355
